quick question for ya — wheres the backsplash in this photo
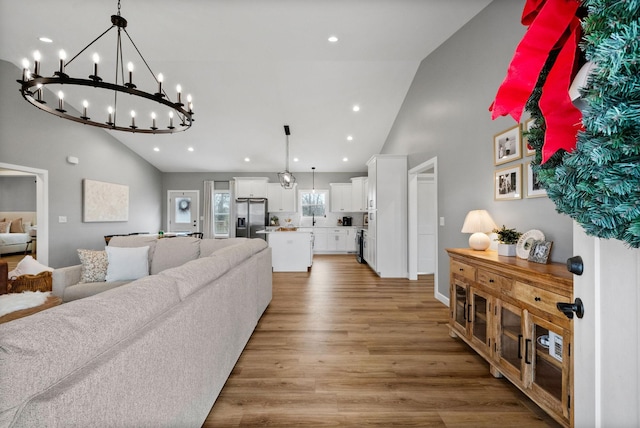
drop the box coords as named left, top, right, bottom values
left=268, top=211, right=366, bottom=227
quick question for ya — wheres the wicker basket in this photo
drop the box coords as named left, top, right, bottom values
left=8, top=271, right=52, bottom=293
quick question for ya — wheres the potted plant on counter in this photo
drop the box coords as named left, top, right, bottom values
left=493, top=225, right=522, bottom=256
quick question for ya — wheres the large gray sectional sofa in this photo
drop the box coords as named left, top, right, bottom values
left=0, top=236, right=272, bottom=427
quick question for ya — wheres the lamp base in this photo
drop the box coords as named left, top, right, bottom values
left=469, top=232, right=490, bottom=251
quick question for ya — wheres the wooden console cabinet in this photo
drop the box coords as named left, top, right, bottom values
left=446, top=248, right=574, bottom=427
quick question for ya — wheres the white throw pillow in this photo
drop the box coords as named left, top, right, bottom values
left=105, top=246, right=150, bottom=281
left=8, top=255, right=53, bottom=278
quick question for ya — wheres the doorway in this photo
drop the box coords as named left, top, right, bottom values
left=167, top=190, right=200, bottom=233
left=408, top=158, right=441, bottom=302
left=0, top=162, right=49, bottom=266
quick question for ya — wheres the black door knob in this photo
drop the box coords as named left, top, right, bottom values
left=557, top=298, right=585, bottom=319
left=566, top=255, right=584, bottom=275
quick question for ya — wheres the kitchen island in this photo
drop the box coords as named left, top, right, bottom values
left=257, top=229, right=313, bottom=272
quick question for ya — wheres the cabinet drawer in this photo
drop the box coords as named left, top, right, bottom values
left=512, top=281, right=566, bottom=315
left=477, top=269, right=512, bottom=291
left=451, top=260, right=475, bottom=281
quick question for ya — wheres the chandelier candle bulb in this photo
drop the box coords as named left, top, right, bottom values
left=81, top=100, right=89, bottom=120
left=187, top=94, right=193, bottom=112
left=21, top=58, right=29, bottom=81
left=151, top=112, right=157, bottom=130
left=90, top=53, right=101, bottom=81
left=126, top=62, right=136, bottom=88
left=58, top=50, right=66, bottom=75
left=57, top=91, right=65, bottom=112
left=107, top=106, right=114, bottom=126
left=33, top=51, right=41, bottom=76
left=168, top=111, right=174, bottom=129
left=156, top=73, right=164, bottom=97
left=36, top=83, right=43, bottom=103
left=176, top=84, right=182, bottom=105
left=130, top=110, right=136, bottom=129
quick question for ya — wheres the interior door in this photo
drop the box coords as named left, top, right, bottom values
left=572, top=222, right=640, bottom=427
left=168, top=190, right=199, bottom=233
left=417, top=174, right=436, bottom=274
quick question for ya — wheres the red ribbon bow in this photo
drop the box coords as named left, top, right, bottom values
left=489, top=0, right=583, bottom=163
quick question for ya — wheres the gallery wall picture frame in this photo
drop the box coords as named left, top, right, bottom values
left=528, top=240, right=553, bottom=264
left=526, top=162, right=547, bottom=198
left=494, top=124, right=522, bottom=165
left=83, top=179, right=129, bottom=222
left=523, top=118, right=536, bottom=156
left=495, top=164, right=522, bottom=201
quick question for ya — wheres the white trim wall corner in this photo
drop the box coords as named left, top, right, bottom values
left=0, top=162, right=49, bottom=266
left=408, top=158, right=444, bottom=304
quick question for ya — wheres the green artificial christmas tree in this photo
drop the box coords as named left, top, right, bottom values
left=529, top=0, right=640, bottom=247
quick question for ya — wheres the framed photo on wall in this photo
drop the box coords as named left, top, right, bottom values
left=523, top=118, right=536, bottom=156
left=495, top=164, right=522, bottom=200
left=494, top=124, right=522, bottom=165
left=526, top=162, right=547, bottom=198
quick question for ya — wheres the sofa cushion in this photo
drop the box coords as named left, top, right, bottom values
left=199, top=238, right=248, bottom=257
left=8, top=255, right=53, bottom=278
left=108, top=235, right=158, bottom=267
left=9, top=217, right=23, bottom=233
left=105, top=246, right=149, bottom=281
left=151, top=237, right=200, bottom=275
left=77, top=249, right=108, bottom=282
left=160, top=255, right=232, bottom=300
left=63, top=280, right=130, bottom=302
left=213, top=238, right=268, bottom=267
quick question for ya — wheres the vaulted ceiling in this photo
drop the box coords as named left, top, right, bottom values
left=0, top=0, right=491, bottom=173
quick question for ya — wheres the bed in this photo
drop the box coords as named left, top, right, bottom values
left=0, top=212, right=36, bottom=256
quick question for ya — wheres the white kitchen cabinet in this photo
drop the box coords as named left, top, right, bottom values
left=326, top=228, right=348, bottom=252
left=330, top=183, right=352, bottom=212
left=350, top=177, right=367, bottom=212
left=312, top=228, right=328, bottom=252
left=234, top=177, right=269, bottom=198
left=346, top=227, right=358, bottom=252
left=366, top=155, right=407, bottom=277
left=267, top=231, right=313, bottom=272
left=267, top=183, right=297, bottom=212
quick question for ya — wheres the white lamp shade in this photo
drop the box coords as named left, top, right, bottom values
left=461, top=210, right=497, bottom=251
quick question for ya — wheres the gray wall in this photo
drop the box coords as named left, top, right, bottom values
left=0, top=176, right=37, bottom=211
left=380, top=0, right=573, bottom=298
left=0, top=60, right=163, bottom=268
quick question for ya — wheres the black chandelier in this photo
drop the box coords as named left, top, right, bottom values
left=278, top=125, right=296, bottom=189
left=17, top=0, right=193, bottom=134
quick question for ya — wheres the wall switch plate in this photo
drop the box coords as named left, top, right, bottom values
left=59, top=216, right=67, bottom=223
left=439, top=217, right=445, bottom=226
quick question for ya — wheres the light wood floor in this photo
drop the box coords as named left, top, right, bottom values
left=203, top=255, right=559, bottom=427
left=2, top=253, right=25, bottom=271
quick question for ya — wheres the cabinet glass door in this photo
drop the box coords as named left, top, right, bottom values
left=471, top=290, right=489, bottom=347
left=453, top=280, right=468, bottom=332
left=497, top=300, right=523, bottom=379
left=531, top=323, right=563, bottom=401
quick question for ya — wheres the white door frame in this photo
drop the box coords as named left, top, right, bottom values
left=408, top=157, right=441, bottom=302
left=0, top=162, right=49, bottom=266
left=167, top=190, right=200, bottom=232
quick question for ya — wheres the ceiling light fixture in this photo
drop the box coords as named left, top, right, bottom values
left=17, top=0, right=193, bottom=134
left=328, top=36, right=339, bottom=43
left=278, top=125, right=296, bottom=189
left=352, top=105, right=360, bottom=112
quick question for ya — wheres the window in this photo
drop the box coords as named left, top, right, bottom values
left=213, top=190, right=231, bottom=237
left=300, top=190, right=327, bottom=217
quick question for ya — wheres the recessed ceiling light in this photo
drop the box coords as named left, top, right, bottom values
left=153, top=147, right=160, bottom=152
left=39, top=37, right=53, bottom=43
left=293, top=157, right=299, bottom=162
left=342, top=157, right=349, bottom=162
left=328, top=36, right=338, bottom=43
left=347, top=135, right=353, bottom=141
left=244, top=157, right=250, bottom=162
left=352, top=105, right=360, bottom=112
left=187, top=147, right=194, bottom=152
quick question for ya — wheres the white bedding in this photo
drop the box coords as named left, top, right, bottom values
left=0, top=233, right=30, bottom=246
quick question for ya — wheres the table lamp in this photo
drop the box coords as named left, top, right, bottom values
left=461, top=210, right=497, bottom=251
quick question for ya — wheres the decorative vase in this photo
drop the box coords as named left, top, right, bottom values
left=498, top=243, right=517, bottom=256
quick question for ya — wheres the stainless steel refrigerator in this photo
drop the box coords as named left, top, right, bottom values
left=235, top=198, right=268, bottom=240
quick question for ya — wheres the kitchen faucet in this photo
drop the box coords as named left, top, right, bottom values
left=312, top=213, right=316, bottom=226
